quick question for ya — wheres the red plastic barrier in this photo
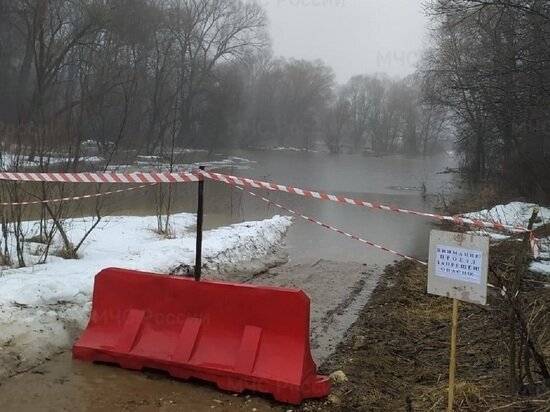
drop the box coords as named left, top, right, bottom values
left=73, top=268, right=331, bottom=404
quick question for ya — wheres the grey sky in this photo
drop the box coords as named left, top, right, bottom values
left=262, top=0, right=429, bottom=83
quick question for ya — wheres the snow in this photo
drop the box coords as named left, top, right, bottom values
left=461, top=202, right=550, bottom=276
left=1, top=153, right=104, bottom=169
left=530, top=235, right=550, bottom=275
left=271, top=146, right=320, bottom=153
left=173, top=148, right=208, bottom=154
left=112, top=155, right=257, bottom=173
left=0, top=213, right=293, bottom=305
left=539, top=237, right=550, bottom=259
left=1, top=150, right=254, bottom=173
left=0, top=213, right=293, bottom=377
left=81, top=156, right=103, bottom=163
left=530, top=261, right=550, bottom=275
left=462, top=202, right=550, bottom=230
left=136, top=155, right=164, bottom=160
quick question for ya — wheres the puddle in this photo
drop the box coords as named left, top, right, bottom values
left=0, top=352, right=280, bottom=412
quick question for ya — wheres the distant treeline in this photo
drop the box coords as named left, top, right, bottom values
left=0, top=0, right=548, bottom=199
left=0, top=0, right=448, bottom=168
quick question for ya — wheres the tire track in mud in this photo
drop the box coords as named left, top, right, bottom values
left=249, top=259, right=382, bottom=364
left=310, top=277, right=369, bottom=361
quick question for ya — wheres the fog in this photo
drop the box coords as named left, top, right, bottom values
left=0, top=3, right=548, bottom=407
left=263, top=0, right=428, bottom=81
left=0, top=0, right=548, bottom=200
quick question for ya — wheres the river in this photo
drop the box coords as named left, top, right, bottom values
left=171, top=149, right=456, bottom=265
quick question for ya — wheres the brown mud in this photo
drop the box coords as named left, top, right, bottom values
left=300, top=244, right=550, bottom=412
left=0, top=352, right=280, bottom=412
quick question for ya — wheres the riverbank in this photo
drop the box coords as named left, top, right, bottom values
left=2, top=245, right=547, bottom=412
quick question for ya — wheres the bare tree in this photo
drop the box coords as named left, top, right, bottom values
left=424, top=0, right=550, bottom=197
left=323, top=88, right=350, bottom=154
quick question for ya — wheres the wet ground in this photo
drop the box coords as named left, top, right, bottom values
left=0, top=352, right=280, bottom=412
left=0, top=260, right=380, bottom=411
left=0, top=150, right=457, bottom=410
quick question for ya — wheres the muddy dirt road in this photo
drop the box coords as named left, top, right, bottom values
left=0, top=260, right=380, bottom=411
left=0, top=352, right=281, bottom=412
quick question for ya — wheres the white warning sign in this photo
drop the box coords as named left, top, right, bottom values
left=435, top=245, right=483, bottom=285
left=428, top=231, right=489, bottom=306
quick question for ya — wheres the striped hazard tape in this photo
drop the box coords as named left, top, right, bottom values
left=0, top=184, right=155, bottom=207
left=236, top=185, right=428, bottom=266
left=0, top=169, right=539, bottom=258
left=530, top=232, right=541, bottom=259
left=0, top=171, right=201, bottom=184
left=201, top=171, right=531, bottom=234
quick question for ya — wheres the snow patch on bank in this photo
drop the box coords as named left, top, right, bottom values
left=530, top=261, right=550, bottom=275
left=1, top=153, right=103, bottom=169
left=0, top=213, right=293, bottom=378
left=202, top=218, right=293, bottom=279
left=133, top=155, right=257, bottom=172
left=461, top=202, right=550, bottom=276
left=462, top=202, right=549, bottom=231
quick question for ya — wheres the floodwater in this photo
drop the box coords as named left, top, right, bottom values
left=0, top=150, right=456, bottom=411
left=214, top=149, right=456, bottom=265
left=93, top=149, right=457, bottom=266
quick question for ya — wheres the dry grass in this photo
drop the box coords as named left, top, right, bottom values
left=299, top=244, right=550, bottom=412
left=420, top=381, right=491, bottom=411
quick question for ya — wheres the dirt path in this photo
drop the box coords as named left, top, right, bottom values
left=249, top=259, right=381, bottom=364
left=0, top=260, right=381, bottom=411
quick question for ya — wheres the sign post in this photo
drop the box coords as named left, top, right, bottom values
left=427, top=230, right=489, bottom=412
left=448, top=298, right=459, bottom=411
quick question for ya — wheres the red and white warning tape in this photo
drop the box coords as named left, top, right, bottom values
left=530, top=233, right=541, bottom=259
left=0, top=184, right=155, bottom=207
left=0, top=169, right=538, bottom=240
left=236, top=185, right=428, bottom=266
left=0, top=171, right=200, bottom=184
left=201, top=171, right=531, bottom=234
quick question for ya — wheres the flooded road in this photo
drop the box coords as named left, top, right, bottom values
left=0, top=150, right=456, bottom=411
left=211, top=150, right=454, bottom=266
left=106, top=149, right=456, bottom=266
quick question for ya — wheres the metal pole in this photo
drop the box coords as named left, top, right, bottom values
left=194, top=166, right=205, bottom=281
